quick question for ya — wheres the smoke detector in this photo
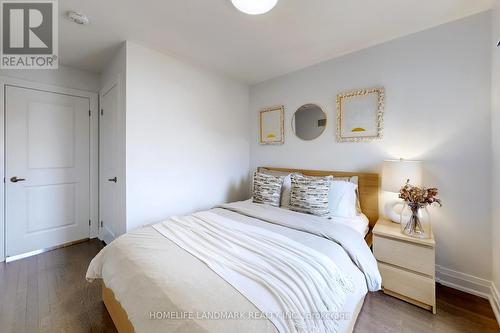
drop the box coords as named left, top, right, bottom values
left=67, top=11, right=89, bottom=25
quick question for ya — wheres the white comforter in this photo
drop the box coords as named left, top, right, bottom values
left=218, top=201, right=381, bottom=291
left=86, top=201, right=381, bottom=333
left=154, top=211, right=355, bottom=333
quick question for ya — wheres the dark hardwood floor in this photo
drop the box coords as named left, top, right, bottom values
left=0, top=239, right=498, bottom=333
left=0, top=239, right=117, bottom=333
left=355, top=285, right=500, bottom=333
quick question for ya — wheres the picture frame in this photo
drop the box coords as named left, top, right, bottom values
left=336, top=87, right=385, bottom=142
left=259, top=105, right=284, bottom=145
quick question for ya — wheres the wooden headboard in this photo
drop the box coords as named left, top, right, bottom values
left=258, top=167, right=380, bottom=230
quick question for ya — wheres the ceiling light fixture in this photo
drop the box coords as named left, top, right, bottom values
left=67, top=11, right=89, bottom=25
left=231, top=0, right=278, bottom=15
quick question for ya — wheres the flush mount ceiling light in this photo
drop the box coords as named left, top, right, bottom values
left=67, top=11, right=90, bottom=25
left=231, top=0, right=278, bottom=15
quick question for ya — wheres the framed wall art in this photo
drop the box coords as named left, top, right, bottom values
left=259, top=105, right=284, bottom=145
left=336, top=88, right=385, bottom=142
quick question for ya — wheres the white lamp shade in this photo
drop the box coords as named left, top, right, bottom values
left=382, top=160, right=422, bottom=193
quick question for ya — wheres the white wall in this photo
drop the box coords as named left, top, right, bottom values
left=0, top=65, right=100, bottom=261
left=250, top=13, right=492, bottom=282
left=491, top=2, right=500, bottom=318
left=125, top=42, right=250, bottom=231
left=100, top=43, right=128, bottom=239
left=0, top=65, right=99, bottom=92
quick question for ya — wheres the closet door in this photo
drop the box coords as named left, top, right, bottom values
left=99, top=84, right=120, bottom=243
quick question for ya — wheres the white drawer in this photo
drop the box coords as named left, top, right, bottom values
left=374, top=235, right=435, bottom=276
left=379, top=262, right=435, bottom=307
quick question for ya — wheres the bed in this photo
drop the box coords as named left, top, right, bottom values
left=87, top=167, right=381, bottom=333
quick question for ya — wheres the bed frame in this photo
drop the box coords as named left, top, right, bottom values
left=102, top=283, right=135, bottom=333
left=103, top=167, right=380, bottom=333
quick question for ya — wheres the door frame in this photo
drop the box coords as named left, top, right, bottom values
left=0, top=76, right=99, bottom=262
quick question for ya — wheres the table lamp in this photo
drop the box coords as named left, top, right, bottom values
left=382, top=159, right=423, bottom=223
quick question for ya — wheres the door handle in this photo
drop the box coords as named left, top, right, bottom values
left=10, top=176, right=26, bottom=183
left=108, top=177, right=117, bottom=183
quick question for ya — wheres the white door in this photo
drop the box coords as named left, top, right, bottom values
left=99, top=85, right=119, bottom=243
left=5, top=86, right=91, bottom=258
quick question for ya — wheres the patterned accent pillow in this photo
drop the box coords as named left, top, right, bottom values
left=259, top=168, right=296, bottom=208
left=252, top=172, right=285, bottom=207
left=290, top=174, right=333, bottom=216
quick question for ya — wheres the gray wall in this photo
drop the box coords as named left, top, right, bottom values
left=250, top=13, right=492, bottom=281
left=491, top=3, right=500, bottom=303
left=125, top=42, right=250, bottom=231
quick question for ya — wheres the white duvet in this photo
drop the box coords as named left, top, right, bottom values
left=154, top=211, right=355, bottom=333
left=87, top=201, right=381, bottom=333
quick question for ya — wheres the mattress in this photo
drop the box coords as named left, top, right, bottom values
left=87, top=201, right=380, bottom=333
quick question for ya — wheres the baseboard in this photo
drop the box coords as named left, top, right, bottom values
left=436, top=265, right=492, bottom=298
left=436, top=265, right=500, bottom=324
left=491, top=283, right=500, bottom=324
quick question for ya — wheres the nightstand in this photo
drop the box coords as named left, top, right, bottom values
left=373, top=218, right=436, bottom=314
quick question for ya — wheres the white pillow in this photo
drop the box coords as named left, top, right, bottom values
left=328, top=180, right=358, bottom=218
left=280, top=174, right=292, bottom=208
left=331, top=176, right=361, bottom=214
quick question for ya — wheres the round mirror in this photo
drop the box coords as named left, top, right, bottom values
left=292, top=104, right=327, bottom=141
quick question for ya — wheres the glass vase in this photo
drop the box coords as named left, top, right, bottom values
left=400, top=203, right=431, bottom=239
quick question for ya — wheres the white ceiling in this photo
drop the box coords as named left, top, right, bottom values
left=59, top=0, right=494, bottom=84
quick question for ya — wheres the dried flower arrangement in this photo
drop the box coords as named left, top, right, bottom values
left=399, top=181, right=442, bottom=208
left=399, top=180, right=442, bottom=238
